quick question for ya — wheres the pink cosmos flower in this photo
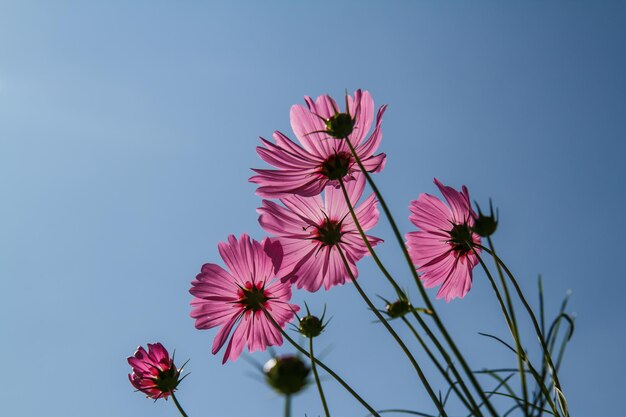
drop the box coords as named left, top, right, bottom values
left=128, top=342, right=184, bottom=400
left=405, top=179, right=481, bottom=302
left=250, top=90, right=387, bottom=198
left=189, top=234, right=299, bottom=363
left=258, top=175, right=382, bottom=292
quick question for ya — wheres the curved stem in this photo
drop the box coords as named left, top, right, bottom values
left=473, top=248, right=529, bottom=416
left=344, top=138, right=498, bottom=417
left=477, top=245, right=568, bottom=417
left=534, top=295, right=572, bottom=417
left=309, top=337, right=331, bottom=417
left=337, top=177, right=405, bottom=299
left=485, top=236, right=529, bottom=415
left=409, top=309, right=483, bottom=416
left=336, top=246, right=448, bottom=417
left=170, top=392, right=189, bottom=417
left=338, top=178, right=481, bottom=415
left=401, top=316, right=473, bottom=412
left=261, top=308, right=380, bottom=417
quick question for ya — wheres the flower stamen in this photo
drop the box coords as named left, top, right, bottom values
left=319, top=152, right=352, bottom=180
left=315, top=219, right=343, bottom=246
left=238, top=282, right=269, bottom=312
left=448, top=223, right=474, bottom=254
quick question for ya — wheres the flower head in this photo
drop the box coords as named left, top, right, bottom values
left=250, top=90, right=387, bottom=198
left=258, top=175, right=381, bottom=292
left=127, top=342, right=185, bottom=400
left=405, top=179, right=481, bottom=302
left=189, top=234, right=299, bottom=363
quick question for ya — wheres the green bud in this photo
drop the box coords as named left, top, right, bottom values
left=299, top=315, right=324, bottom=338
left=386, top=299, right=410, bottom=318
left=325, top=112, right=355, bottom=139
left=473, top=199, right=498, bottom=237
left=263, top=355, right=310, bottom=395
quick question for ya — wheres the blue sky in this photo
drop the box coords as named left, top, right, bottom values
left=1, top=1, right=625, bottom=416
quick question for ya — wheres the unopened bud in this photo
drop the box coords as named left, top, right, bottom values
left=299, top=315, right=324, bottom=338
left=386, top=299, right=410, bottom=318
left=473, top=199, right=498, bottom=237
left=263, top=355, right=310, bottom=395
left=325, top=112, right=355, bottom=139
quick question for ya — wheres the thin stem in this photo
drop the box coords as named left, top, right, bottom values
left=478, top=245, right=568, bottom=417
left=309, top=336, right=331, bottom=417
left=336, top=246, right=448, bottom=417
left=170, top=392, right=189, bottom=417
left=480, top=371, right=524, bottom=414
left=284, top=394, right=291, bottom=417
left=401, top=316, right=474, bottom=412
left=344, top=138, right=498, bottom=417
left=473, top=247, right=529, bottom=417
left=534, top=296, right=572, bottom=417
left=485, top=236, right=529, bottom=416
left=337, top=178, right=481, bottom=416
left=472, top=373, right=517, bottom=417
left=409, top=309, right=483, bottom=415
left=261, top=308, right=380, bottom=417
left=474, top=261, right=558, bottom=416
left=337, top=177, right=404, bottom=299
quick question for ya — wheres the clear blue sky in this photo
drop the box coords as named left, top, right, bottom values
left=1, top=1, right=625, bottom=416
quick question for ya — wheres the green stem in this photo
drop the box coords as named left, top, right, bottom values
left=485, top=236, right=529, bottom=416
left=309, top=336, right=331, bottom=417
left=523, top=361, right=560, bottom=417
left=409, top=309, right=483, bottom=415
left=473, top=247, right=529, bottom=417
left=336, top=246, right=448, bottom=417
left=337, top=177, right=405, bottom=299
left=337, top=178, right=481, bottom=416
left=344, top=139, right=498, bottom=417
left=261, top=308, right=380, bottom=417
left=170, top=392, right=189, bottom=417
left=401, top=316, right=474, bottom=412
left=535, top=298, right=572, bottom=417
left=478, top=245, right=567, bottom=417
left=284, top=394, right=291, bottom=417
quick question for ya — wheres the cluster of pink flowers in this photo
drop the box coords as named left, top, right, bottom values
left=127, top=89, right=484, bottom=386
left=185, top=89, right=482, bottom=364
left=188, top=90, right=386, bottom=362
left=126, top=89, right=570, bottom=417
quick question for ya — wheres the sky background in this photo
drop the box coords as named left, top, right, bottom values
left=1, top=1, right=625, bottom=416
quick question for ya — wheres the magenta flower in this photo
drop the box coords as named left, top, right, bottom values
left=250, top=90, right=387, bottom=198
left=258, top=175, right=382, bottom=292
left=405, top=179, right=481, bottom=302
left=189, top=234, right=299, bottom=363
left=128, top=342, right=184, bottom=400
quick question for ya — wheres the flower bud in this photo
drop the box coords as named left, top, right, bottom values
left=298, top=314, right=324, bottom=338
left=263, top=355, right=310, bottom=395
left=386, top=298, right=410, bottom=318
left=325, top=112, right=355, bottom=139
left=473, top=199, right=498, bottom=237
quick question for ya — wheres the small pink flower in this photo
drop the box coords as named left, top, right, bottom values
left=258, top=175, right=382, bottom=292
left=405, top=179, right=481, bottom=302
left=127, top=342, right=184, bottom=400
left=190, top=234, right=299, bottom=363
left=250, top=90, right=387, bottom=198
